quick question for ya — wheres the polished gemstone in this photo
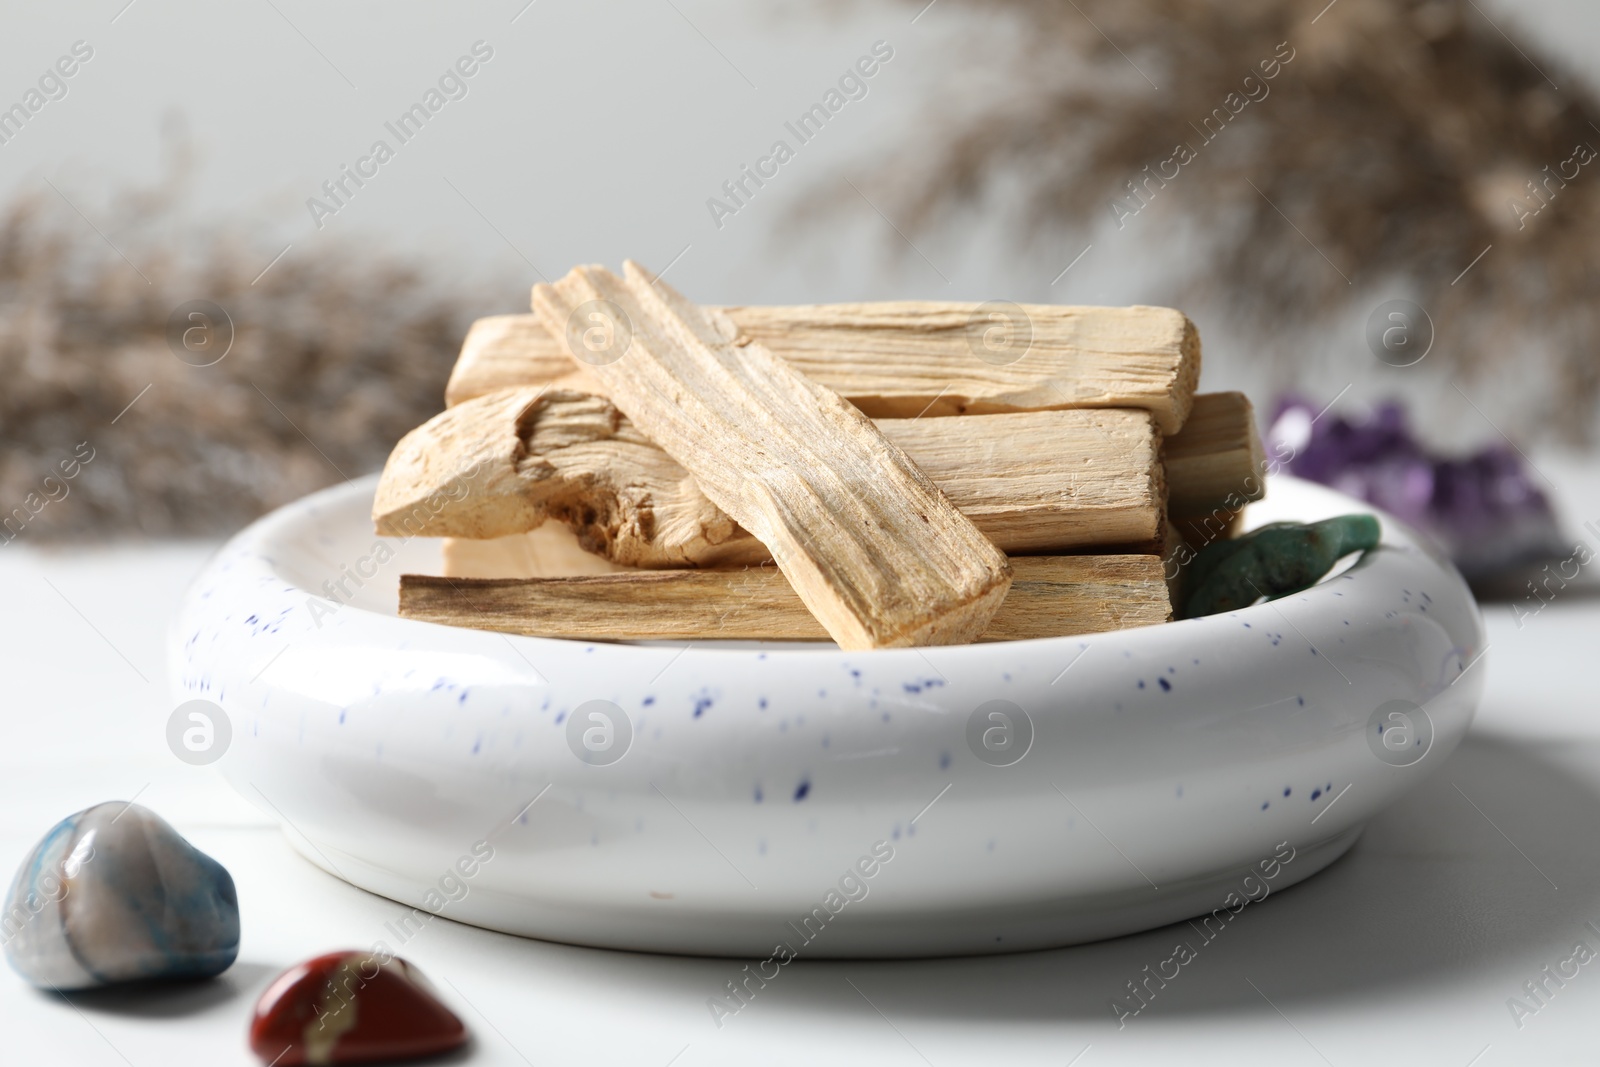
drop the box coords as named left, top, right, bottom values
left=250, top=950, right=468, bottom=1065
left=1184, top=514, right=1382, bottom=618
left=2, top=801, right=239, bottom=989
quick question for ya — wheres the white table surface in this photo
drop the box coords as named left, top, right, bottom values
left=5, top=457, right=1600, bottom=1066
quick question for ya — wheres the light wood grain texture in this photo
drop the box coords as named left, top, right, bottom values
left=450, top=314, right=601, bottom=401
left=441, top=523, right=634, bottom=579
left=401, top=555, right=1170, bottom=642
left=882, top=409, right=1163, bottom=554
left=376, top=388, right=1163, bottom=564
left=1164, top=391, right=1265, bottom=517
left=530, top=262, right=1012, bottom=650
left=447, top=302, right=1200, bottom=433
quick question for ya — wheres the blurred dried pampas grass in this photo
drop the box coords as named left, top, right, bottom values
left=860, top=0, right=1600, bottom=438
left=0, top=149, right=516, bottom=539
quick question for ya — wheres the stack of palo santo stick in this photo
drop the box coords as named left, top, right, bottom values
left=374, top=261, right=1264, bottom=650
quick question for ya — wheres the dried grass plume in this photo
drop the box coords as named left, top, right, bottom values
left=0, top=159, right=518, bottom=539
left=858, top=0, right=1600, bottom=437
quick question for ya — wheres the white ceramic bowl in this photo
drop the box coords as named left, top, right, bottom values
left=171, top=474, right=1485, bottom=958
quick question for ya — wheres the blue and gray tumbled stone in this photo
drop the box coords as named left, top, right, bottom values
left=2, top=802, right=239, bottom=989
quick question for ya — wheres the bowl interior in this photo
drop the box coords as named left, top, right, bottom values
left=267, top=473, right=1414, bottom=651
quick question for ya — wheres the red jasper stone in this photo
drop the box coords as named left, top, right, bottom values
left=249, top=950, right=467, bottom=1065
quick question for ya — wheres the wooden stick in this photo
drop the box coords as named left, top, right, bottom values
left=447, top=302, right=1200, bottom=433
left=441, top=522, right=635, bottom=579
left=374, top=388, right=1164, bottom=564
left=530, top=263, right=1012, bottom=650
left=1163, top=391, right=1265, bottom=517
left=400, top=556, right=1170, bottom=643
left=448, top=314, right=601, bottom=401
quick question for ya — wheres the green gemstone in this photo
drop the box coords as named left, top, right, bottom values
left=1181, top=514, right=1382, bottom=619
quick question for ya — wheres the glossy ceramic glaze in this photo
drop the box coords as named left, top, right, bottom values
left=171, top=475, right=1485, bottom=958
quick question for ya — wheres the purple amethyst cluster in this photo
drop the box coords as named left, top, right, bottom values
left=1266, top=397, right=1565, bottom=582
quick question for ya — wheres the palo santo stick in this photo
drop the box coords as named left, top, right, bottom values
left=442, top=522, right=634, bottom=579
left=375, top=388, right=1163, bottom=565
left=1163, top=391, right=1265, bottom=517
left=883, top=408, right=1162, bottom=553
left=452, top=314, right=601, bottom=400
left=531, top=262, right=1012, bottom=650
left=447, top=303, right=1200, bottom=433
left=400, top=556, right=1171, bottom=643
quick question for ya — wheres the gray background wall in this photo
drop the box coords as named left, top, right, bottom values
left=3, top=0, right=1594, bottom=445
